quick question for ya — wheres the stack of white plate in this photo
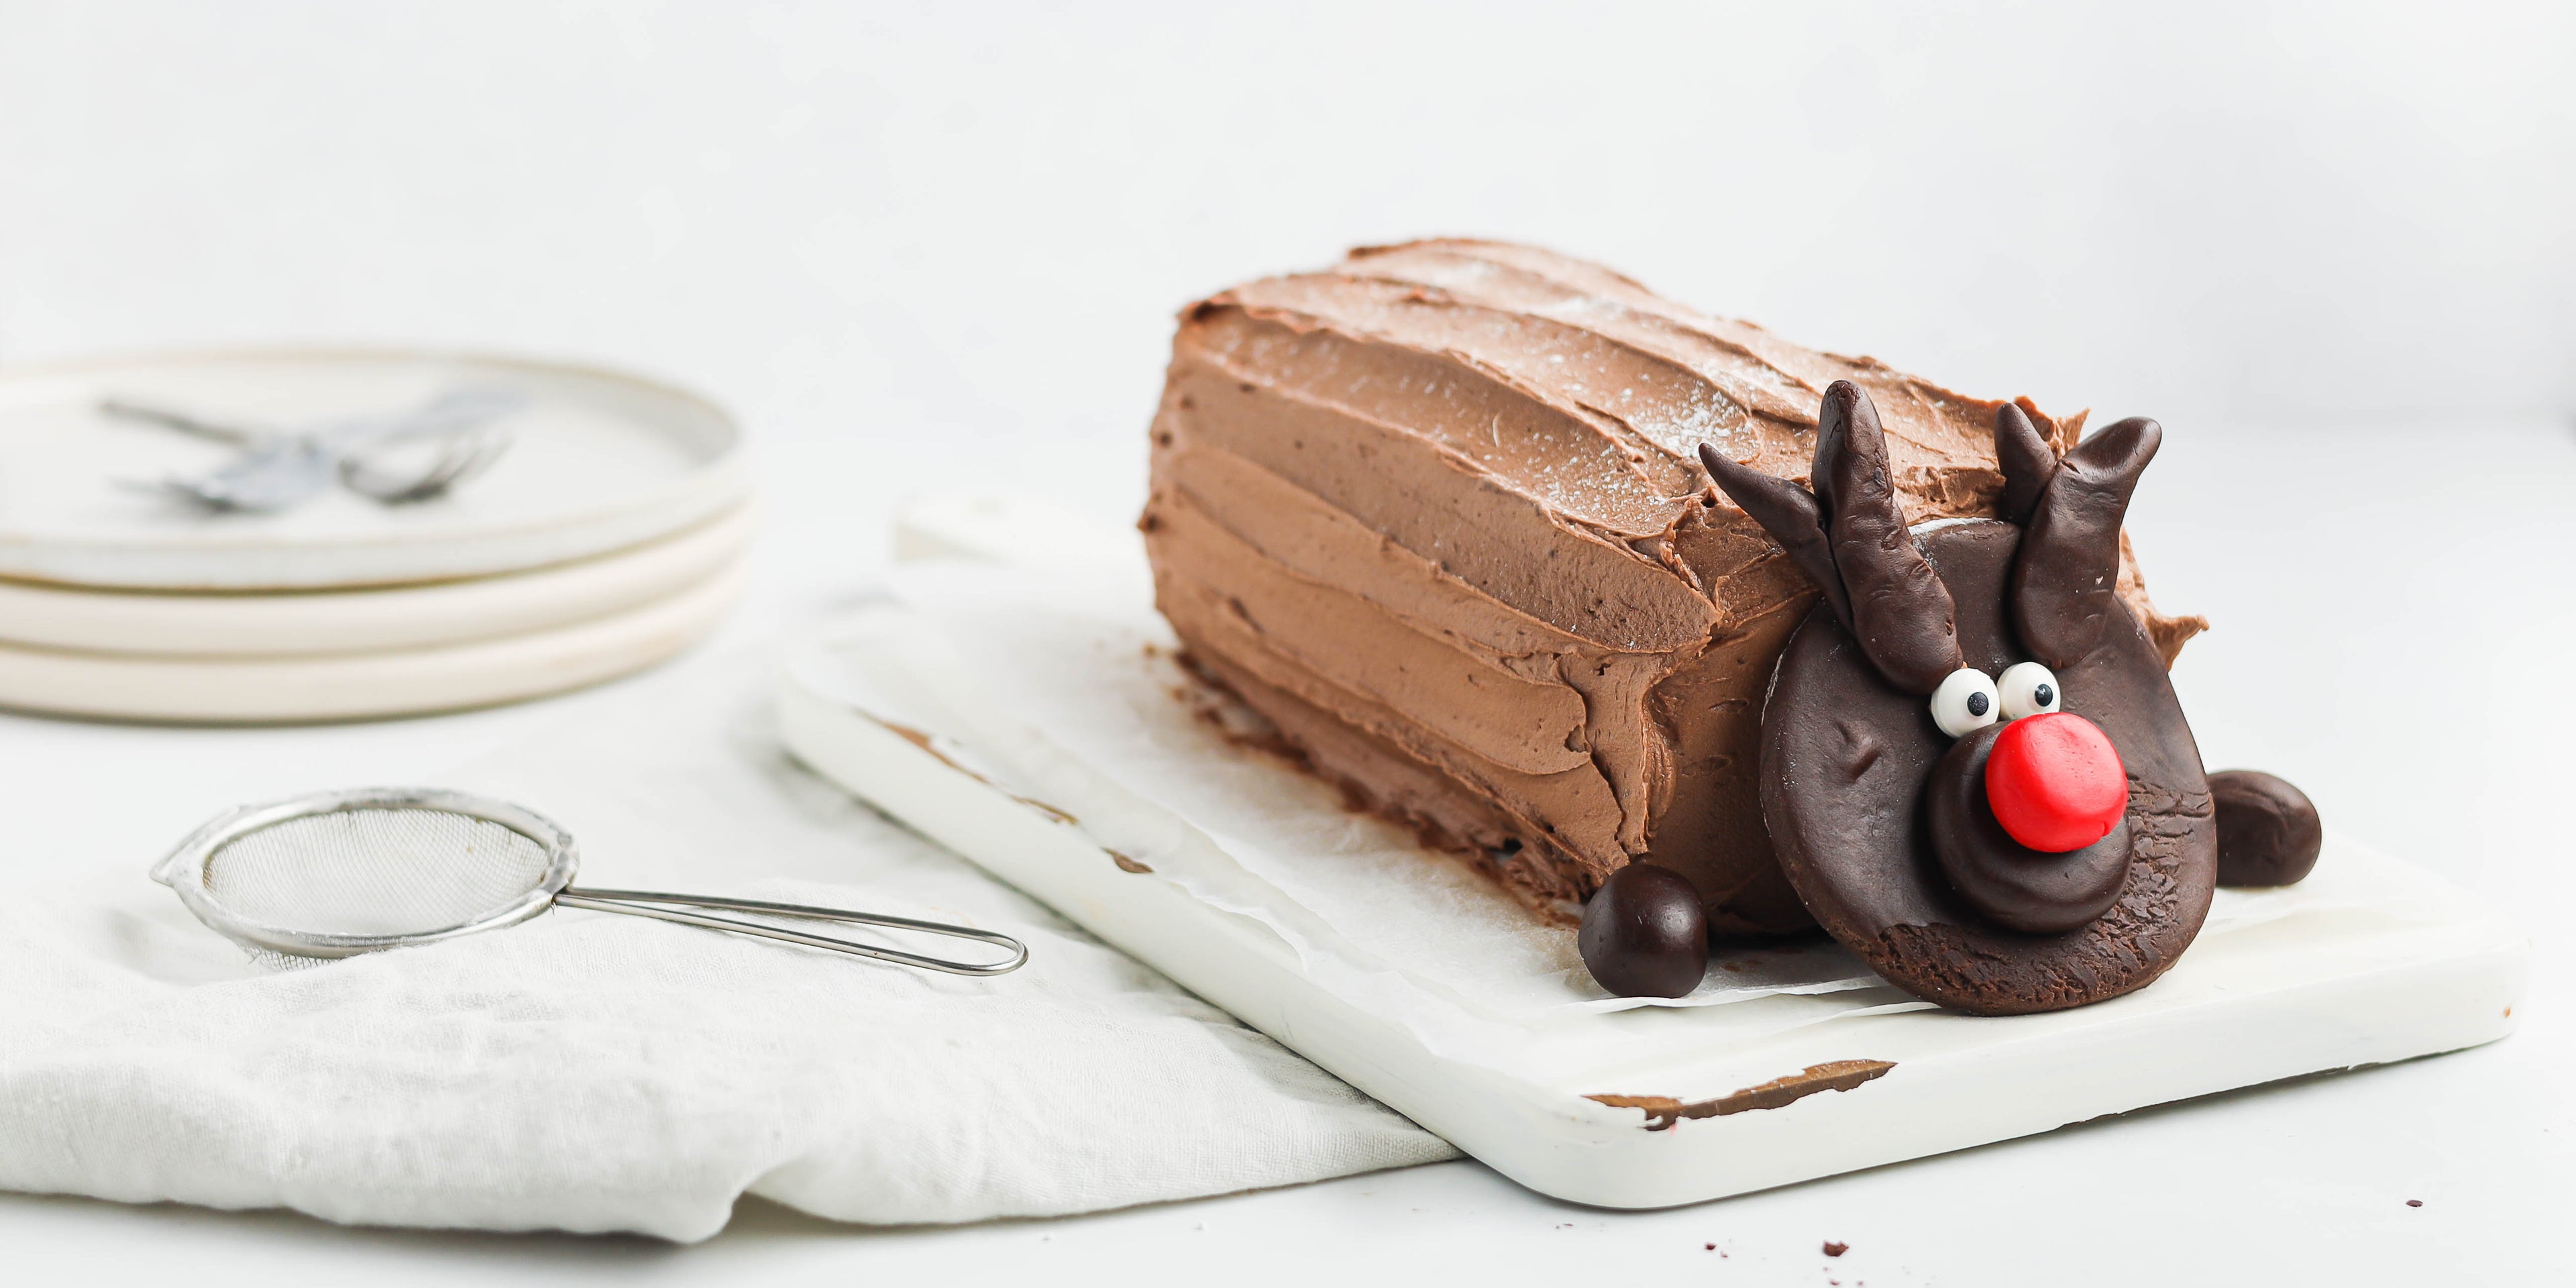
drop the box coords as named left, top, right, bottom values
left=0, top=350, right=753, bottom=722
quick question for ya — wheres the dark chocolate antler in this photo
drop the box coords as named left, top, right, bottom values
left=1820, top=384, right=1965, bottom=693
left=1696, top=442, right=1851, bottom=632
left=1993, top=403, right=2057, bottom=524
left=2011, top=416, right=2161, bottom=667
left=1700, top=380, right=1964, bottom=695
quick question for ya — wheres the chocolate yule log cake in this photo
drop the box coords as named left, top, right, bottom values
left=1140, top=239, right=2314, bottom=1014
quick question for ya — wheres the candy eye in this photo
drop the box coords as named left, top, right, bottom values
left=1998, top=662, right=2062, bottom=720
left=1931, top=668, right=2001, bottom=738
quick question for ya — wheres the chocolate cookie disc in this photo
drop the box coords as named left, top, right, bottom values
left=1759, top=521, right=2216, bottom=1015
left=1578, top=863, right=1709, bottom=998
left=2209, top=769, right=2322, bottom=886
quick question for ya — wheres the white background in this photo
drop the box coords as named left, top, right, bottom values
left=3, top=2, right=2573, bottom=1283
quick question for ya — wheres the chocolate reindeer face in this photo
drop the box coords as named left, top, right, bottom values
left=1698, top=383, right=2220, bottom=1015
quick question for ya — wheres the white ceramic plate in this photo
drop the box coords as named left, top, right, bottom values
left=0, top=502, right=753, bottom=657
left=0, top=558, right=743, bottom=723
left=0, top=349, right=749, bottom=590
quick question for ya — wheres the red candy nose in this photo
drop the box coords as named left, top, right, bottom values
left=1985, top=712, right=2129, bottom=853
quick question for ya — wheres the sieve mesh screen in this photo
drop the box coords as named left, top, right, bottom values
left=200, top=807, right=552, bottom=937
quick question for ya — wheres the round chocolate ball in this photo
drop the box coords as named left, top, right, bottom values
left=2209, top=769, right=2323, bottom=887
left=1578, top=863, right=1709, bottom=998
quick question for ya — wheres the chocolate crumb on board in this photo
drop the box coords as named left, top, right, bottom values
left=2408, top=1199, right=2424, bottom=1208
left=1824, top=1240, right=1850, bottom=1256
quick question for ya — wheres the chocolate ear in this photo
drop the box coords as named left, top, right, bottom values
left=2013, top=416, right=2161, bottom=667
left=1819, top=382, right=1964, bottom=694
left=1697, top=442, right=1851, bottom=631
left=1994, top=402, right=2058, bottom=523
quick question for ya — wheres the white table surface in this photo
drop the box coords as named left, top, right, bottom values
left=4, top=4, right=2572, bottom=1282
left=3, top=420, right=2569, bottom=1287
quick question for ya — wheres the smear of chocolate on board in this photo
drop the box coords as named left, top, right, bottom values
left=873, top=715, right=1081, bottom=824
left=1011, top=796, right=1079, bottom=826
left=1587, top=1059, right=1896, bottom=1131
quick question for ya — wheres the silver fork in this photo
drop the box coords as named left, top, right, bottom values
left=339, top=419, right=514, bottom=504
left=107, top=388, right=522, bottom=513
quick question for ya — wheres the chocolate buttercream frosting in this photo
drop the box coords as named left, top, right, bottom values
left=1140, top=239, right=2206, bottom=930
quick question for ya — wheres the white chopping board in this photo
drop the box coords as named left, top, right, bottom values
left=773, top=496, right=2527, bottom=1209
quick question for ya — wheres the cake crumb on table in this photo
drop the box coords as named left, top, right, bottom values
left=1823, top=1240, right=1850, bottom=1256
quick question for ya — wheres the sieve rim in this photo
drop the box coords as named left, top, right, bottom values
left=151, top=786, right=579, bottom=958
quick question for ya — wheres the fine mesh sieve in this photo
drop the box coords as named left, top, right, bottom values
left=152, top=786, right=1026, bottom=974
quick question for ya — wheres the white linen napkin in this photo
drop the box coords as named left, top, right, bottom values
left=0, top=653, right=1454, bottom=1241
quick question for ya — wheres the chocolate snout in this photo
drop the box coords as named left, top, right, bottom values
left=1927, top=722, right=2132, bottom=936
left=1985, top=712, right=2129, bottom=853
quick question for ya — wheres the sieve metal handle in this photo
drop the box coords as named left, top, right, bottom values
left=553, top=887, right=1028, bottom=977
